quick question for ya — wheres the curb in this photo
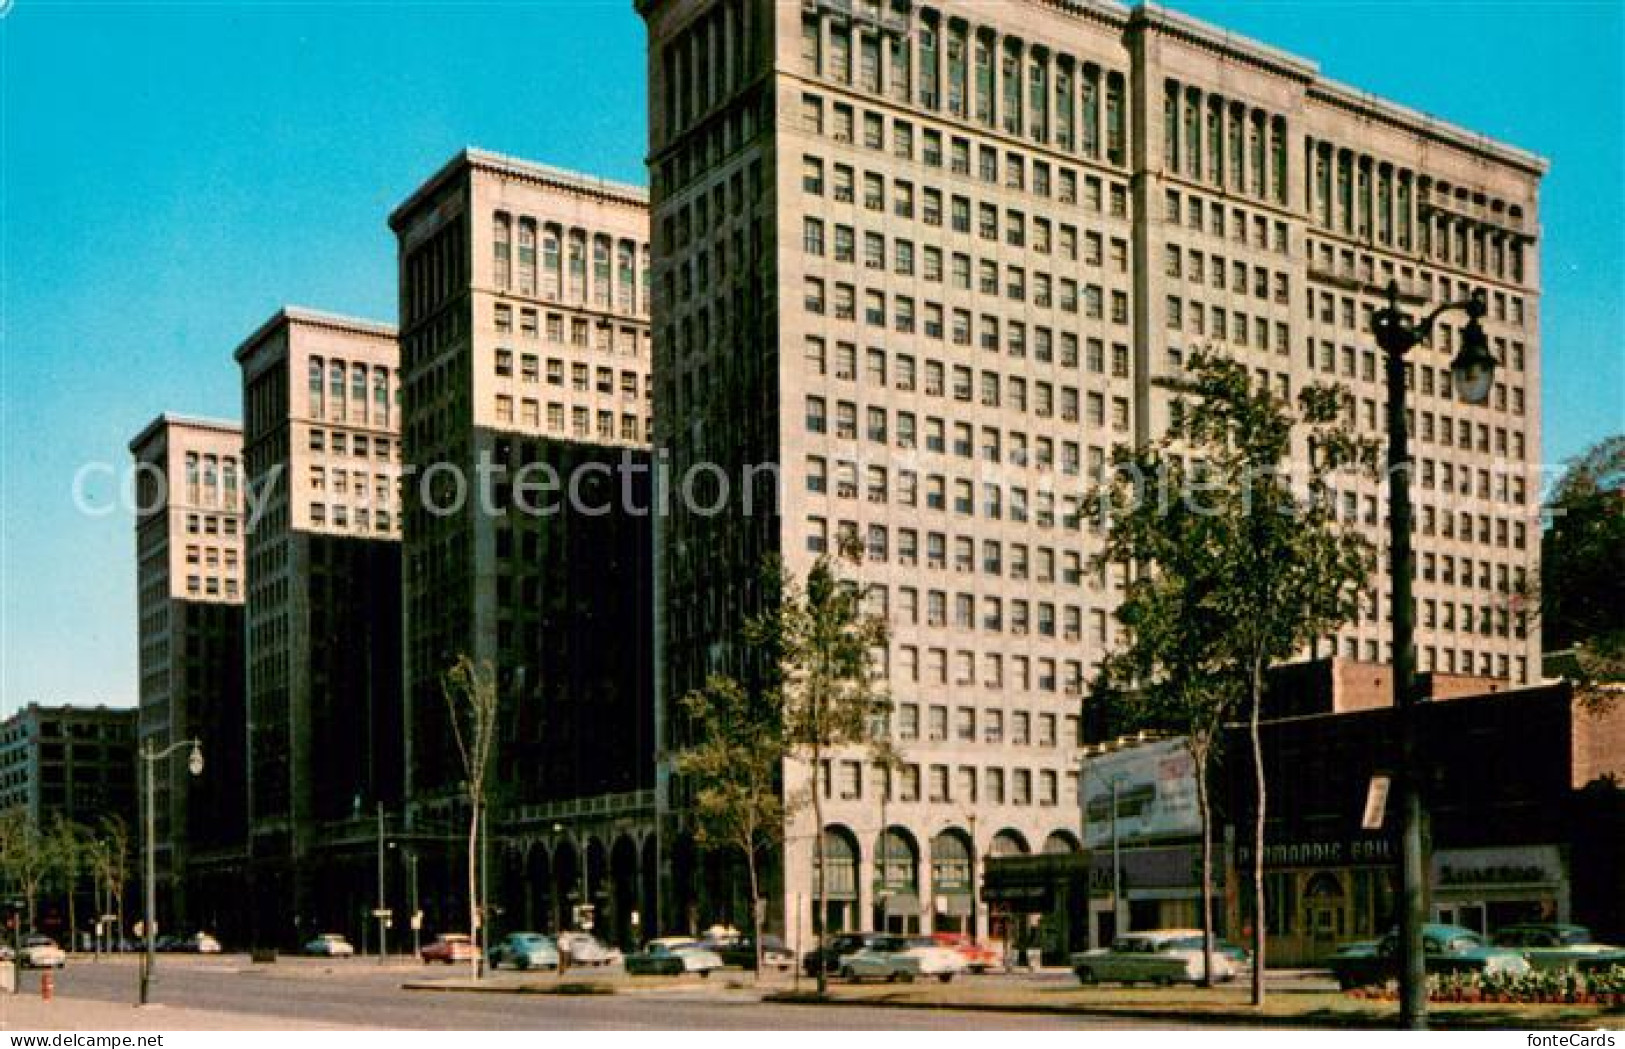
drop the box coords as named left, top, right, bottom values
left=760, top=992, right=1621, bottom=1030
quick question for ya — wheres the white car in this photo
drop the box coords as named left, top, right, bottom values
left=557, top=932, right=620, bottom=966
left=624, top=938, right=724, bottom=977
left=1071, top=930, right=1237, bottom=986
left=837, top=935, right=968, bottom=983
left=303, top=933, right=355, bottom=957
left=20, top=936, right=66, bottom=969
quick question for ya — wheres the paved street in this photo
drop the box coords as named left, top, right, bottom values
left=18, top=956, right=1214, bottom=1030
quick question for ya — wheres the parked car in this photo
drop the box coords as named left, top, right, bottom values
left=1071, top=931, right=1239, bottom=986
left=20, top=935, right=66, bottom=969
left=930, top=933, right=1001, bottom=974
left=488, top=932, right=559, bottom=971
left=1326, top=925, right=1531, bottom=990
left=1493, top=924, right=1619, bottom=971
left=421, top=933, right=481, bottom=965
left=803, top=932, right=884, bottom=978
left=174, top=932, right=222, bottom=954
left=303, top=933, right=355, bottom=958
left=704, top=934, right=794, bottom=972
left=837, top=934, right=967, bottom=983
left=624, top=939, right=724, bottom=977
left=556, top=931, right=619, bottom=967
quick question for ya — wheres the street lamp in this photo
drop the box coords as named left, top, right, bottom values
left=139, top=739, right=203, bottom=1006
left=1371, top=280, right=1495, bottom=1031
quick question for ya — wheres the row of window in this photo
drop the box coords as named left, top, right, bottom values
left=307, top=356, right=396, bottom=428
left=183, top=513, right=238, bottom=538
left=823, top=757, right=1078, bottom=810
left=806, top=391, right=1130, bottom=445
left=181, top=452, right=239, bottom=509
left=896, top=703, right=1081, bottom=749
left=1306, top=239, right=1531, bottom=324
left=799, top=91, right=1131, bottom=215
left=184, top=574, right=239, bottom=599
left=1303, top=137, right=1530, bottom=286
left=307, top=502, right=393, bottom=534
left=491, top=396, right=647, bottom=444
left=492, top=301, right=647, bottom=358
left=808, top=333, right=1131, bottom=385
left=183, top=544, right=238, bottom=571
left=490, top=211, right=649, bottom=316
left=802, top=7, right=1130, bottom=165
left=1162, top=80, right=1289, bottom=207
left=493, top=350, right=647, bottom=402
left=308, top=427, right=400, bottom=461
left=308, top=465, right=394, bottom=506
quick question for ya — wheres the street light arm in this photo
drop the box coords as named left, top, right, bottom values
left=141, top=739, right=202, bottom=763
left=1373, top=280, right=1487, bottom=355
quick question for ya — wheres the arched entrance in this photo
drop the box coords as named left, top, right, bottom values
left=552, top=839, right=580, bottom=930
left=813, top=826, right=859, bottom=934
left=1044, top=830, right=1082, bottom=854
left=525, top=844, right=553, bottom=932
left=930, top=830, right=975, bottom=933
left=1304, top=871, right=1347, bottom=954
left=874, top=827, right=921, bottom=933
left=991, top=829, right=1031, bottom=857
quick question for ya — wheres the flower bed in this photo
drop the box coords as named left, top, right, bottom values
left=1347, top=966, right=1625, bottom=1005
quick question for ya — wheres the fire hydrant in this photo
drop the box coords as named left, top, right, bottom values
left=41, top=969, right=53, bottom=1002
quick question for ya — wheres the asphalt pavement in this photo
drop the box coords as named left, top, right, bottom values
left=17, top=955, right=1209, bottom=1030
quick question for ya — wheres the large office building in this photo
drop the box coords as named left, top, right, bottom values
left=0, top=703, right=137, bottom=831
left=389, top=150, right=656, bottom=946
left=128, top=414, right=248, bottom=936
left=235, top=307, right=405, bottom=947
left=637, top=0, right=1544, bottom=940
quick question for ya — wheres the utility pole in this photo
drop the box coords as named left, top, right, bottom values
left=376, top=803, right=388, bottom=964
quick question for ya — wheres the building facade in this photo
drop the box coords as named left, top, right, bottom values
left=390, top=150, right=657, bottom=946
left=637, top=0, right=1544, bottom=941
left=0, top=704, right=136, bottom=831
left=128, top=414, right=248, bottom=937
left=236, top=307, right=405, bottom=948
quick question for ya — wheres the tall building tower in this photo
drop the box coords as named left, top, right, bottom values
left=638, top=0, right=1543, bottom=943
left=390, top=150, right=656, bottom=943
left=235, top=307, right=404, bottom=948
left=129, top=414, right=247, bottom=939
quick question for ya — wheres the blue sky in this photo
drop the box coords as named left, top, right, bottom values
left=1, top=1, right=1620, bottom=710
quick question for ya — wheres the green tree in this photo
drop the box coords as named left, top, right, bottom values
left=758, top=543, right=891, bottom=995
left=675, top=673, right=791, bottom=981
left=1091, top=470, right=1245, bottom=986
left=1094, top=351, right=1375, bottom=1004
left=47, top=817, right=90, bottom=951
left=1541, top=435, right=1625, bottom=701
left=441, top=655, right=500, bottom=981
left=0, top=808, right=50, bottom=932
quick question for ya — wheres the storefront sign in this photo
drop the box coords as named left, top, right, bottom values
left=1434, top=846, right=1562, bottom=887
left=1235, top=836, right=1395, bottom=869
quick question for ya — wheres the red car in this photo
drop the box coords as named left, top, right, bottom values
left=421, top=933, right=481, bottom=965
left=932, top=933, right=1001, bottom=973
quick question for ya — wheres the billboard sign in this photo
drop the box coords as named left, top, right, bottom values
left=1081, top=737, right=1200, bottom=849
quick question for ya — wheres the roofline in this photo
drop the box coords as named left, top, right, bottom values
left=232, top=305, right=397, bottom=364
left=2, top=702, right=136, bottom=724
left=1130, top=3, right=1547, bottom=175
left=388, top=148, right=649, bottom=233
left=128, top=412, right=242, bottom=454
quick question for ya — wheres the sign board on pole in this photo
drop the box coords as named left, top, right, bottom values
left=371, top=908, right=393, bottom=919
left=1362, top=774, right=1392, bottom=831
left=410, top=912, right=423, bottom=931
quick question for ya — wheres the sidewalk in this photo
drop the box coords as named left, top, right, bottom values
left=0, top=995, right=372, bottom=1031
left=763, top=980, right=1625, bottom=1030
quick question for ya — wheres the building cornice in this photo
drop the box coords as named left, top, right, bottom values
left=128, top=413, right=242, bottom=455
left=1305, top=78, right=1548, bottom=177
left=232, top=306, right=397, bottom=365
left=1130, top=3, right=1315, bottom=81
left=388, top=148, right=648, bottom=233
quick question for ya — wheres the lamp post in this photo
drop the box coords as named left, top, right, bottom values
left=1081, top=745, right=1131, bottom=946
left=139, top=738, right=203, bottom=1006
left=1372, top=280, right=1496, bottom=1030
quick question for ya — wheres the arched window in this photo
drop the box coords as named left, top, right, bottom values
left=813, top=827, right=858, bottom=899
left=1043, top=830, right=1081, bottom=854
left=991, top=830, right=1030, bottom=856
left=309, top=357, right=324, bottom=415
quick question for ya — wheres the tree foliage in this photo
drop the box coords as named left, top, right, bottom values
left=675, top=673, right=791, bottom=980
left=1091, top=350, right=1376, bottom=1004
left=1542, top=435, right=1625, bottom=699
left=752, top=541, right=892, bottom=994
left=441, top=654, right=500, bottom=979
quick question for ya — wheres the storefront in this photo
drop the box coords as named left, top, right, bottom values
left=982, top=852, right=1088, bottom=964
left=1085, top=843, right=1215, bottom=948
left=1432, top=845, right=1569, bottom=933
left=1233, top=834, right=1399, bottom=967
